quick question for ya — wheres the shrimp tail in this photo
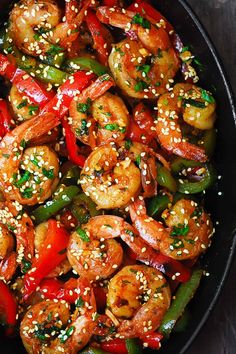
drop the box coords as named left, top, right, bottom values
left=23, top=112, right=60, bottom=142
left=173, top=142, right=207, bottom=162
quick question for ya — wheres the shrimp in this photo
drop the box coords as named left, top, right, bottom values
left=67, top=215, right=124, bottom=281
left=0, top=112, right=60, bottom=205
left=155, top=83, right=216, bottom=162
left=35, top=222, right=71, bottom=278
left=20, top=278, right=97, bottom=354
left=79, top=141, right=158, bottom=209
left=0, top=201, right=35, bottom=276
left=97, top=6, right=180, bottom=99
left=9, top=0, right=91, bottom=58
left=9, top=85, right=38, bottom=122
left=0, top=224, right=16, bottom=281
left=69, top=74, right=126, bottom=148
left=129, top=197, right=213, bottom=260
left=107, top=265, right=171, bottom=337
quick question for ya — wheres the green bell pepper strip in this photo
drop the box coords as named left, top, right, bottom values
left=171, top=158, right=216, bottom=194
left=32, top=185, right=80, bottom=224
left=80, top=347, right=109, bottom=354
left=159, top=268, right=203, bottom=339
left=147, top=194, right=171, bottom=217
left=156, top=163, right=177, bottom=193
left=125, top=339, right=143, bottom=354
left=60, top=165, right=81, bottom=186
left=171, top=157, right=201, bottom=174
left=63, top=57, right=108, bottom=76
left=43, top=51, right=66, bottom=69
left=202, top=128, right=216, bottom=157
left=173, top=308, right=191, bottom=333
left=70, top=193, right=102, bottom=224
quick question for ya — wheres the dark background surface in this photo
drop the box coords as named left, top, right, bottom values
left=186, top=1, right=236, bottom=353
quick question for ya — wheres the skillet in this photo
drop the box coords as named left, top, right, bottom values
left=0, top=0, right=236, bottom=353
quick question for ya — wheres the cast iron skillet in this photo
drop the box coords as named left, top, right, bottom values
left=0, top=0, right=236, bottom=353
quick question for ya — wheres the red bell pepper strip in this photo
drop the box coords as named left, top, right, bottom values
left=126, top=117, right=154, bottom=145
left=140, top=332, right=163, bottom=349
left=40, top=71, right=95, bottom=118
left=0, top=54, right=53, bottom=108
left=0, top=280, right=17, bottom=336
left=39, top=278, right=78, bottom=303
left=0, top=99, right=13, bottom=138
left=101, top=339, right=128, bottom=354
left=127, top=1, right=174, bottom=34
left=102, top=0, right=119, bottom=6
left=23, top=220, right=70, bottom=300
left=65, top=0, right=79, bottom=23
left=85, top=10, right=111, bottom=65
left=62, top=116, right=87, bottom=167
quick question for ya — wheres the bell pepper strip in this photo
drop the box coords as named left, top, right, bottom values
left=85, top=10, right=111, bottom=66
left=23, top=220, right=70, bottom=300
left=39, top=278, right=78, bottom=303
left=159, top=268, right=203, bottom=338
left=0, top=54, right=53, bottom=107
left=63, top=57, right=108, bottom=76
left=32, top=64, right=67, bottom=85
left=171, top=158, right=216, bottom=194
left=102, top=0, right=119, bottom=6
left=140, top=332, right=163, bottom=350
left=81, top=348, right=109, bottom=354
left=147, top=194, right=171, bottom=218
left=0, top=280, right=17, bottom=335
left=65, top=0, right=80, bottom=23
left=173, top=308, right=191, bottom=333
left=40, top=70, right=95, bottom=118
left=156, top=163, right=177, bottom=193
left=60, top=165, right=81, bottom=186
left=101, top=338, right=143, bottom=354
left=32, top=185, right=80, bottom=224
left=0, top=99, right=13, bottom=138
left=202, top=128, right=216, bottom=157
left=62, top=116, right=87, bottom=167
left=70, top=193, right=102, bottom=224
left=126, top=118, right=154, bottom=145
left=127, top=1, right=174, bottom=34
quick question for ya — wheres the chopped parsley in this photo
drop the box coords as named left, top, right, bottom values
left=77, top=98, right=92, bottom=115
left=22, top=257, right=32, bottom=274
left=170, top=224, right=189, bottom=237
left=76, top=296, right=85, bottom=308
left=170, top=238, right=185, bottom=249
left=21, top=187, right=33, bottom=199
left=13, top=170, right=31, bottom=188
left=125, top=229, right=135, bottom=237
left=131, top=14, right=151, bottom=29
left=76, top=227, right=90, bottom=242
left=17, top=100, right=27, bottom=110
left=76, top=119, right=89, bottom=137
left=104, top=123, right=119, bottom=131
left=42, top=168, right=54, bottom=180
left=125, top=139, right=132, bottom=150
left=135, top=154, right=141, bottom=166
left=28, top=105, right=39, bottom=116
left=136, top=64, right=151, bottom=76
left=60, top=326, right=75, bottom=343
left=20, top=139, right=27, bottom=148
left=183, top=98, right=206, bottom=109
left=201, top=89, right=215, bottom=104
left=134, top=80, right=149, bottom=92
left=47, top=44, right=64, bottom=56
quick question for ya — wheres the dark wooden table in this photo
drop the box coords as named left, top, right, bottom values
left=185, top=1, right=236, bottom=353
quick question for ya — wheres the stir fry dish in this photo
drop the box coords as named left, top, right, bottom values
left=0, top=0, right=217, bottom=353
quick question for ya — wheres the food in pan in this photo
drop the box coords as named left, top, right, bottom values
left=0, top=0, right=216, bottom=353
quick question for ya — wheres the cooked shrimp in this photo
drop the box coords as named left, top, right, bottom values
left=67, top=215, right=124, bottom=281
left=0, top=224, right=14, bottom=260
left=0, top=224, right=16, bottom=281
left=0, top=201, right=35, bottom=275
left=9, top=0, right=91, bottom=58
left=107, top=265, right=171, bottom=337
left=9, top=0, right=61, bottom=57
left=129, top=197, right=213, bottom=260
left=9, top=85, right=37, bottom=122
left=97, top=7, right=180, bottom=99
left=20, top=278, right=96, bottom=354
left=156, top=83, right=216, bottom=162
left=0, top=112, right=59, bottom=205
left=69, top=74, right=123, bottom=148
left=80, top=141, right=159, bottom=209
left=35, top=222, right=71, bottom=277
